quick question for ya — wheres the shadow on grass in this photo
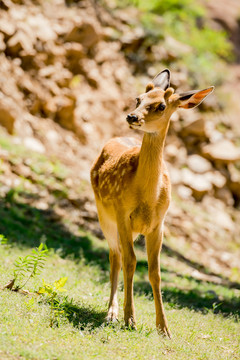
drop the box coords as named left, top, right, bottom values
left=162, top=244, right=240, bottom=290
left=0, top=198, right=109, bottom=273
left=62, top=298, right=106, bottom=330
left=135, top=258, right=240, bottom=319
left=134, top=280, right=240, bottom=319
left=38, top=295, right=107, bottom=330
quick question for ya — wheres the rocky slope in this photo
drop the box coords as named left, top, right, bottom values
left=0, top=0, right=240, bottom=281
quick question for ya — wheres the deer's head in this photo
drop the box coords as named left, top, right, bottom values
left=126, top=69, right=214, bottom=133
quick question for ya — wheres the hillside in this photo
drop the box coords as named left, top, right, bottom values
left=1, top=0, right=240, bottom=278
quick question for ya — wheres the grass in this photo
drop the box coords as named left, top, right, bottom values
left=0, top=238, right=240, bottom=360
left=0, top=131, right=240, bottom=359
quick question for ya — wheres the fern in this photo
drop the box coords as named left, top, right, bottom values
left=13, top=243, right=48, bottom=289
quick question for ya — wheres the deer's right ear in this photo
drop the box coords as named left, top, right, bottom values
left=152, top=69, right=171, bottom=90
left=178, top=87, right=214, bottom=109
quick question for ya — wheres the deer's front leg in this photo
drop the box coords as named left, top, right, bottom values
left=117, top=214, right=136, bottom=329
left=106, top=248, right=122, bottom=322
left=146, top=226, right=171, bottom=338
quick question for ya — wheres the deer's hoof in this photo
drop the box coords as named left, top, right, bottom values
left=157, top=325, right=172, bottom=339
left=106, top=309, right=119, bottom=324
left=125, top=316, right=137, bottom=330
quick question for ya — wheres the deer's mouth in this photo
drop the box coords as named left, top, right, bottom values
left=129, top=119, right=145, bottom=129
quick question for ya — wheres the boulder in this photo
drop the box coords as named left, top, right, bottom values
left=228, top=163, right=240, bottom=199
left=0, top=17, right=15, bottom=39
left=0, top=33, right=6, bottom=51
left=202, top=139, right=240, bottom=163
left=43, top=95, right=77, bottom=132
left=181, top=117, right=207, bottom=137
left=0, top=95, right=16, bottom=134
left=215, top=187, right=234, bottom=206
left=205, top=171, right=226, bottom=188
left=23, top=137, right=45, bottom=153
left=65, top=20, right=101, bottom=48
left=177, top=185, right=193, bottom=200
left=64, top=42, right=84, bottom=74
left=187, top=154, right=212, bottom=173
left=6, top=30, right=35, bottom=57
left=181, top=168, right=212, bottom=200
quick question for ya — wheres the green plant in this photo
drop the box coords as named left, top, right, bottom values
left=110, top=0, right=233, bottom=87
left=37, top=277, right=68, bottom=327
left=0, top=234, right=8, bottom=245
left=13, top=243, right=48, bottom=290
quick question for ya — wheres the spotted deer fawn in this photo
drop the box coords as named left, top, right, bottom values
left=91, top=69, right=214, bottom=337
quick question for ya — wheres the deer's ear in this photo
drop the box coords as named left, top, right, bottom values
left=152, top=69, right=170, bottom=91
left=178, top=87, right=214, bottom=109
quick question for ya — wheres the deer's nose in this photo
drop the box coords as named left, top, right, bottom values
left=126, top=114, right=138, bottom=124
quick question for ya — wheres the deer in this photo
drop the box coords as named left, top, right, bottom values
left=90, top=69, right=214, bottom=337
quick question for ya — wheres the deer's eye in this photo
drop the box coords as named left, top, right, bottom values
left=157, top=103, right=166, bottom=111
left=136, top=98, right=141, bottom=107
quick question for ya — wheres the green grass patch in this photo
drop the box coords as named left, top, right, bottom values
left=0, top=239, right=240, bottom=360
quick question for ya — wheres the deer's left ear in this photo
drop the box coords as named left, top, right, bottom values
left=153, top=69, right=171, bottom=91
left=178, top=86, right=214, bottom=109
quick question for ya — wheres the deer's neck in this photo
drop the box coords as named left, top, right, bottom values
left=136, top=126, right=169, bottom=202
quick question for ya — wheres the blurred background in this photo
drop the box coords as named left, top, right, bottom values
left=0, top=0, right=240, bottom=282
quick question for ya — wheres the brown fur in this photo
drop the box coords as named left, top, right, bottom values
left=90, top=70, right=214, bottom=336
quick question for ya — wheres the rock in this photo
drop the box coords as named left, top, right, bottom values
left=121, top=26, right=145, bottom=52
left=165, top=36, right=191, bottom=57
left=0, top=17, right=15, bottom=39
left=0, top=95, right=16, bottom=134
left=181, top=168, right=212, bottom=200
left=165, top=137, right=187, bottom=165
left=39, top=64, right=72, bottom=88
left=228, top=163, right=240, bottom=199
left=23, top=137, right=45, bottom=153
left=167, top=163, right=182, bottom=185
left=0, top=33, right=6, bottom=51
left=6, top=30, right=35, bottom=57
left=211, top=209, right=235, bottom=232
left=187, top=154, right=212, bottom=173
left=65, top=20, right=101, bottom=48
left=26, top=14, right=57, bottom=43
left=65, top=42, right=84, bottom=58
left=205, top=171, right=226, bottom=188
left=53, top=96, right=76, bottom=130
left=202, top=139, right=240, bottom=163
left=65, top=42, right=84, bottom=73
left=177, top=185, right=193, bottom=200
left=95, top=41, right=121, bottom=64
left=181, top=117, right=207, bottom=137
left=215, top=187, right=234, bottom=206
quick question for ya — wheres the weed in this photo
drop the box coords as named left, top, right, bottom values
left=0, top=234, right=8, bottom=245
left=37, top=277, right=68, bottom=327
